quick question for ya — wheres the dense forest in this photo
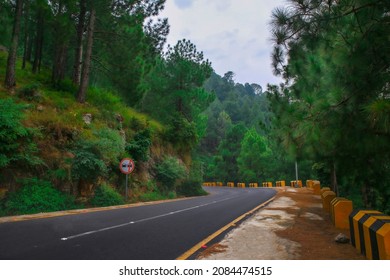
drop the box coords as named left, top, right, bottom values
left=0, top=0, right=389, bottom=215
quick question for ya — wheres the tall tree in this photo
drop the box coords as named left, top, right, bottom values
left=4, top=0, right=23, bottom=89
left=76, top=4, right=95, bottom=103
left=268, top=0, right=390, bottom=208
left=72, top=0, right=86, bottom=85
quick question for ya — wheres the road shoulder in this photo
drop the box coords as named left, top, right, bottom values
left=198, top=187, right=364, bottom=260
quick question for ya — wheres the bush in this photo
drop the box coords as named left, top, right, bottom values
left=126, top=128, right=151, bottom=162
left=0, top=98, right=42, bottom=168
left=71, top=143, right=107, bottom=181
left=177, top=161, right=207, bottom=197
left=4, top=178, right=76, bottom=215
left=139, top=190, right=176, bottom=202
left=139, top=191, right=166, bottom=202
left=17, top=83, right=42, bottom=101
left=90, top=184, right=124, bottom=207
left=155, top=156, right=187, bottom=193
left=177, top=178, right=207, bottom=197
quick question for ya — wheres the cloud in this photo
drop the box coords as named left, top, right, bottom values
left=174, top=0, right=195, bottom=10
left=161, top=0, right=286, bottom=89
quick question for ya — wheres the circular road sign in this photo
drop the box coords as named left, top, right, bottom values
left=119, top=158, right=135, bottom=174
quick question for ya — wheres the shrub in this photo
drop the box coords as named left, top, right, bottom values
left=0, top=98, right=42, bottom=169
left=88, top=87, right=122, bottom=111
left=71, top=145, right=107, bottom=182
left=126, top=128, right=151, bottom=162
left=177, top=178, right=207, bottom=197
left=155, top=156, right=187, bottom=193
left=92, top=128, right=125, bottom=164
left=90, top=184, right=124, bottom=207
left=17, top=83, right=42, bottom=101
left=139, top=190, right=176, bottom=202
left=4, top=178, right=76, bottom=215
left=165, top=116, right=198, bottom=148
left=139, top=191, right=166, bottom=202
left=177, top=161, right=207, bottom=197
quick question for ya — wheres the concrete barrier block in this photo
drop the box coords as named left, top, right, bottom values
left=320, top=187, right=331, bottom=196
left=306, top=180, right=314, bottom=188
left=290, top=180, right=302, bottom=188
left=321, top=191, right=336, bottom=212
left=330, top=197, right=346, bottom=224
left=362, top=215, right=390, bottom=259
left=374, top=220, right=390, bottom=260
left=349, top=210, right=382, bottom=253
left=276, top=180, right=286, bottom=187
left=332, top=199, right=353, bottom=229
left=312, top=181, right=321, bottom=194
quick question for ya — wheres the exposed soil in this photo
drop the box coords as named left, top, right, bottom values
left=199, top=187, right=365, bottom=260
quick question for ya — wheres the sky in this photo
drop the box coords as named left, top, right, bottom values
left=159, top=0, right=287, bottom=90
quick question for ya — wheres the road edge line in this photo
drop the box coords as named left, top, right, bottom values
left=176, top=194, right=276, bottom=260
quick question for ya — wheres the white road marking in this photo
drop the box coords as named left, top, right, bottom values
left=60, top=196, right=237, bottom=241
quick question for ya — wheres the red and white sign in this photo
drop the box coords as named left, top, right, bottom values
left=119, top=158, right=135, bottom=174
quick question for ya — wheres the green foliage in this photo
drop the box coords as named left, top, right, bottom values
left=139, top=191, right=166, bottom=202
left=17, top=83, right=42, bottom=101
left=213, top=123, right=247, bottom=182
left=88, top=87, right=123, bottom=111
left=142, top=39, right=214, bottom=139
left=70, top=141, right=107, bottom=182
left=177, top=178, right=207, bottom=196
left=268, top=0, right=390, bottom=207
left=126, top=128, right=152, bottom=162
left=165, top=115, right=198, bottom=149
left=3, top=178, right=76, bottom=215
left=91, top=128, right=125, bottom=164
left=90, top=184, right=124, bottom=207
left=71, top=127, right=125, bottom=182
left=177, top=161, right=207, bottom=197
left=155, top=156, right=187, bottom=193
left=237, top=128, right=272, bottom=182
left=0, top=98, right=42, bottom=169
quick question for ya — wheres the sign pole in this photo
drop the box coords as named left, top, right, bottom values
left=125, top=174, right=129, bottom=199
left=119, top=158, right=135, bottom=201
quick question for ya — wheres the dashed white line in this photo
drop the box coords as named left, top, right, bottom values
left=60, top=196, right=237, bottom=241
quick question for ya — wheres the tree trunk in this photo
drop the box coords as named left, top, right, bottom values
left=4, top=0, right=23, bottom=89
left=22, top=0, right=30, bottom=69
left=77, top=7, right=96, bottom=103
left=32, top=10, right=44, bottom=74
left=52, top=44, right=68, bottom=85
left=26, top=28, right=33, bottom=63
left=72, top=0, right=86, bottom=85
left=51, top=0, right=69, bottom=85
left=331, top=161, right=338, bottom=196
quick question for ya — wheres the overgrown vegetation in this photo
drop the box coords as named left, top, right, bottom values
left=3, top=178, right=77, bottom=215
left=90, top=184, right=124, bottom=207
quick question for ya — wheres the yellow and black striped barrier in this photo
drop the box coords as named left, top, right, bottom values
left=262, top=182, right=273, bottom=187
left=227, top=182, right=234, bottom=187
left=276, top=181, right=286, bottom=187
left=237, top=183, right=246, bottom=188
left=290, top=180, right=302, bottom=188
left=249, top=183, right=258, bottom=188
left=349, top=210, right=382, bottom=254
left=362, top=215, right=390, bottom=259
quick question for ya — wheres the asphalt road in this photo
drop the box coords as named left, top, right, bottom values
left=0, top=187, right=276, bottom=260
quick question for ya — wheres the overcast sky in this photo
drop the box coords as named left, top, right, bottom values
left=159, top=0, right=286, bottom=90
